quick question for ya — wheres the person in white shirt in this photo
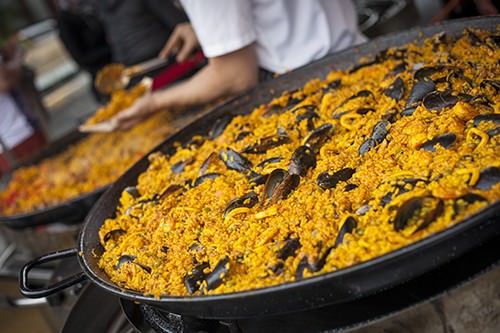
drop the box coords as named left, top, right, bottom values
left=112, top=0, right=365, bottom=129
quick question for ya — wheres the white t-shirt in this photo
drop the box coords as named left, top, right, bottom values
left=180, top=0, right=366, bottom=73
left=0, top=92, right=33, bottom=153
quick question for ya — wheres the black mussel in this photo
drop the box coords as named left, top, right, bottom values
left=475, top=167, right=500, bottom=191
left=385, top=62, right=406, bottom=79
left=263, top=92, right=301, bottom=117
left=223, top=192, right=259, bottom=218
left=487, top=127, right=500, bottom=137
left=248, top=171, right=268, bottom=186
left=322, top=79, right=341, bottom=92
left=206, top=256, right=230, bottom=290
left=380, top=178, right=425, bottom=207
left=199, top=152, right=218, bottom=175
left=256, top=157, right=283, bottom=169
left=479, top=80, right=500, bottom=93
left=104, top=229, right=126, bottom=243
left=261, top=169, right=300, bottom=207
left=241, top=134, right=290, bottom=154
left=380, top=192, right=393, bottom=207
left=193, top=173, right=221, bottom=188
left=304, top=123, right=334, bottom=153
left=184, top=262, right=209, bottom=294
left=342, top=90, right=373, bottom=105
left=470, top=95, right=493, bottom=108
left=219, top=148, right=252, bottom=172
left=384, top=77, right=405, bottom=101
left=344, top=184, right=358, bottom=192
left=359, top=138, right=376, bottom=156
left=295, top=256, right=310, bottom=280
left=288, top=146, right=316, bottom=176
left=271, top=261, right=285, bottom=275
left=261, top=169, right=287, bottom=204
left=183, top=136, right=205, bottom=149
left=406, top=79, right=436, bottom=107
left=208, top=115, right=232, bottom=139
left=171, top=160, right=187, bottom=174
left=234, top=130, right=252, bottom=142
left=356, top=107, right=375, bottom=115
left=420, top=133, right=456, bottom=152
left=446, top=69, right=473, bottom=89
left=291, top=104, right=318, bottom=113
left=473, top=113, right=500, bottom=127
left=371, top=120, right=390, bottom=143
left=423, top=91, right=459, bottom=111
left=115, top=255, right=151, bottom=273
left=123, top=186, right=140, bottom=198
left=401, top=106, right=417, bottom=117
left=296, top=109, right=320, bottom=131
left=382, top=108, right=399, bottom=123
left=137, top=184, right=183, bottom=205
left=317, top=168, right=355, bottom=190
left=393, top=196, right=444, bottom=233
left=452, top=193, right=487, bottom=218
left=277, top=237, right=301, bottom=261
left=414, top=66, right=445, bottom=82
left=161, top=246, right=169, bottom=254
left=349, top=60, right=378, bottom=74
left=334, top=216, right=357, bottom=247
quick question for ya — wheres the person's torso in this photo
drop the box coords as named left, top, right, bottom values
left=95, top=0, right=172, bottom=65
left=251, top=0, right=365, bottom=73
left=0, top=93, right=33, bottom=152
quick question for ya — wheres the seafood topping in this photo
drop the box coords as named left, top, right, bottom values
left=384, top=77, right=405, bottom=101
left=184, top=262, right=209, bottom=294
left=206, top=256, right=230, bottom=290
left=393, top=196, right=444, bottom=233
left=193, top=173, right=221, bottom=188
left=256, top=157, right=283, bottom=169
left=288, top=146, right=316, bottom=176
left=304, top=123, right=334, bottom=153
left=423, top=91, right=459, bottom=111
left=223, top=192, right=259, bottom=218
left=115, top=255, right=151, bottom=273
left=103, top=229, right=126, bottom=243
left=420, top=133, right=456, bottom=152
left=473, top=114, right=500, bottom=127
left=453, top=193, right=487, bottom=218
left=219, top=148, right=252, bottom=172
left=334, top=216, right=357, bottom=247
left=208, top=115, right=232, bottom=139
left=241, top=132, right=291, bottom=154
left=406, top=79, right=436, bottom=107
left=475, top=167, right=500, bottom=191
left=261, top=169, right=300, bottom=207
left=317, top=168, right=356, bottom=189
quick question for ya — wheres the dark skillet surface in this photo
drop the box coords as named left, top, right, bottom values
left=0, top=130, right=109, bottom=229
left=78, top=17, right=500, bottom=319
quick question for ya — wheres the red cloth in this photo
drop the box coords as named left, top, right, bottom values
left=151, top=51, right=205, bottom=91
left=0, top=130, right=47, bottom=174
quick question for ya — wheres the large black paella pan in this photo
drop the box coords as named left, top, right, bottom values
left=20, top=17, right=500, bottom=319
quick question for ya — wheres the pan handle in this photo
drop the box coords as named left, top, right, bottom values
left=19, top=248, right=87, bottom=298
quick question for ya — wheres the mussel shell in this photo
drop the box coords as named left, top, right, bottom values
left=206, top=257, right=230, bottom=290
left=473, top=113, right=500, bottom=127
left=406, top=79, right=436, bottom=107
left=334, top=216, right=357, bottom=247
left=304, top=123, right=334, bottom=153
left=123, top=186, right=140, bottom=198
left=261, top=169, right=287, bottom=203
left=199, top=152, right=218, bottom=175
left=171, top=161, right=188, bottom=174
left=452, top=193, right=487, bottom=218
left=359, top=138, right=376, bottom=156
left=208, top=114, right=232, bottom=139
left=371, top=120, right=390, bottom=143
left=475, top=167, right=500, bottom=191
left=184, top=262, right=209, bottom=294
left=384, top=77, right=405, bottom=101
left=288, top=146, right=316, bottom=176
left=115, top=255, right=151, bottom=273
left=344, top=184, right=358, bottom=192
left=393, top=196, right=444, bottom=233
left=241, top=134, right=290, bottom=154
left=277, top=237, right=301, bottom=261
left=423, top=91, right=459, bottom=111
left=414, top=66, right=445, bottom=82
left=400, top=106, right=417, bottom=117
left=234, top=130, right=252, bottom=142
left=103, top=229, right=126, bottom=243
left=193, top=173, right=221, bottom=187
left=316, top=168, right=356, bottom=190
left=385, top=62, right=406, bottom=79
left=247, top=171, right=268, bottom=186
left=219, top=148, right=252, bottom=172
left=223, top=192, right=259, bottom=218
left=256, top=157, right=283, bottom=169
left=420, top=133, right=456, bottom=152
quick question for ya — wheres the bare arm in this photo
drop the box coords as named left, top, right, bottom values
left=114, top=43, right=258, bottom=129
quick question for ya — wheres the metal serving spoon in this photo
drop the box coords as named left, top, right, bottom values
left=95, top=55, right=174, bottom=94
